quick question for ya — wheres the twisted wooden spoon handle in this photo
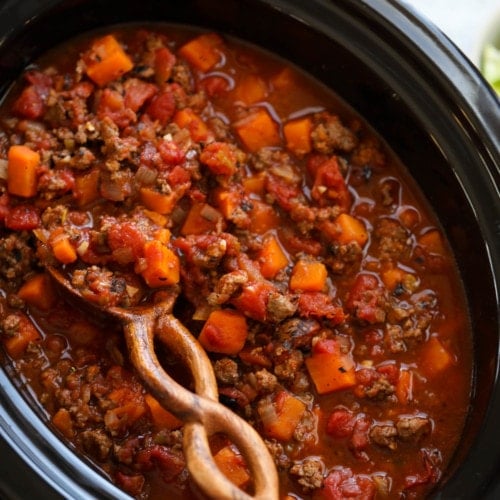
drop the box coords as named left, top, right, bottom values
left=46, top=267, right=278, bottom=498
left=121, top=307, right=279, bottom=500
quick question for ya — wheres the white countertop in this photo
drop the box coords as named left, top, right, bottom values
left=402, top=0, right=500, bottom=65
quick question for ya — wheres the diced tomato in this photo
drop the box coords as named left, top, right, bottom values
left=346, top=274, right=387, bottom=324
left=124, top=79, right=158, bottom=112
left=97, top=88, right=135, bottom=128
left=158, top=139, right=185, bottom=166
left=313, top=338, right=339, bottom=355
left=307, top=155, right=350, bottom=210
left=307, top=154, right=328, bottom=177
left=140, top=142, right=160, bottom=167
left=4, top=204, right=40, bottom=230
left=107, top=222, right=146, bottom=262
left=317, top=467, right=375, bottom=500
left=173, top=234, right=218, bottom=261
left=350, top=415, right=371, bottom=458
left=265, top=174, right=300, bottom=210
left=38, top=168, right=75, bottom=194
left=12, top=86, right=45, bottom=119
left=66, top=81, right=94, bottom=99
left=298, top=292, right=345, bottom=324
left=355, top=367, right=378, bottom=387
left=200, top=75, right=230, bottom=97
left=279, top=228, right=323, bottom=256
left=200, top=141, right=238, bottom=175
left=146, top=90, right=176, bottom=125
left=135, top=445, right=185, bottom=482
left=231, top=281, right=274, bottom=321
left=377, top=362, right=399, bottom=385
left=326, top=408, right=356, bottom=438
left=168, top=82, right=188, bottom=106
left=11, top=70, right=52, bottom=119
left=167, top=165, right=191, bottom=186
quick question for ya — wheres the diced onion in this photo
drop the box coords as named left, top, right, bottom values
left=258, top=398, right=278, bottom=427
left=192, top=304, right=213, bottom=321
left=200, top=203, right=221, bottom=222
left=76, top=240, right=89, bottom=256
left=135, top=165, right=157, bottom=185
left=100, top=179, right=125, bottom=201
left=33, top=228, right=50, bottom=244
left=126, top=285, right=139, bottom=298
left=269, top=164, right=300, bottom=183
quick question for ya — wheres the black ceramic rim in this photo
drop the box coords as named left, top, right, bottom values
left=0, top=0, right=498, bottom=499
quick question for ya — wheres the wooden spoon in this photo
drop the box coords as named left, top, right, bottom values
left=47, top=266, right=279, bottom=500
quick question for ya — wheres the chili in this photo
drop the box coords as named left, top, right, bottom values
left=0, top=26, right=472, bottom=499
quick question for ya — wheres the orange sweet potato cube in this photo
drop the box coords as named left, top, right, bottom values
left=260, top=391, right=306, bottom=441
left=289, top=260, right=327, bottom=292
left=85, top=34, right=133, bottom=86
left=178, top=33, right=223, bottom=72
left=305, top=351, right=356, bottom=395
left=199, top=309, right=248, bottom=355
left=234, top=108, right=281, bottom=152
left=233, top=74, right=268, bottom=105
left=421, top=336, right=454, bottom=377
left=144, top=393, right=183, bottom=430
left=283, top=117, right=312, bottom=156
left=141, top=240, right=180, bottom=287
left=17, top=273, right=57, bottom=311
left=214, top=446, right=250, bottom=488
left=258, top=235, right=289, bottom=279
left=333, top=213, right=368, bottom=246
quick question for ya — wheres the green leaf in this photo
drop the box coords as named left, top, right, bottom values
left=481, top=44, right=500, bottom=95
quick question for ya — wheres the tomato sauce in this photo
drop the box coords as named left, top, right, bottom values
left=0, top=25, right=472, bottom=499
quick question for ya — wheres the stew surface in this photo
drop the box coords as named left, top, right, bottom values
left=0, top=26, right=472, bottom=499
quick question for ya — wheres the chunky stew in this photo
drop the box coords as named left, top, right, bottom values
left=0, top=26, right=472, bottom=499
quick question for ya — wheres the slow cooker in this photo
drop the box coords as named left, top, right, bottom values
left=0, top=0, right=498, bottom=498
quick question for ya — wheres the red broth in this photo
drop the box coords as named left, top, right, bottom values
left=0, top=25, right=472, bottom=499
